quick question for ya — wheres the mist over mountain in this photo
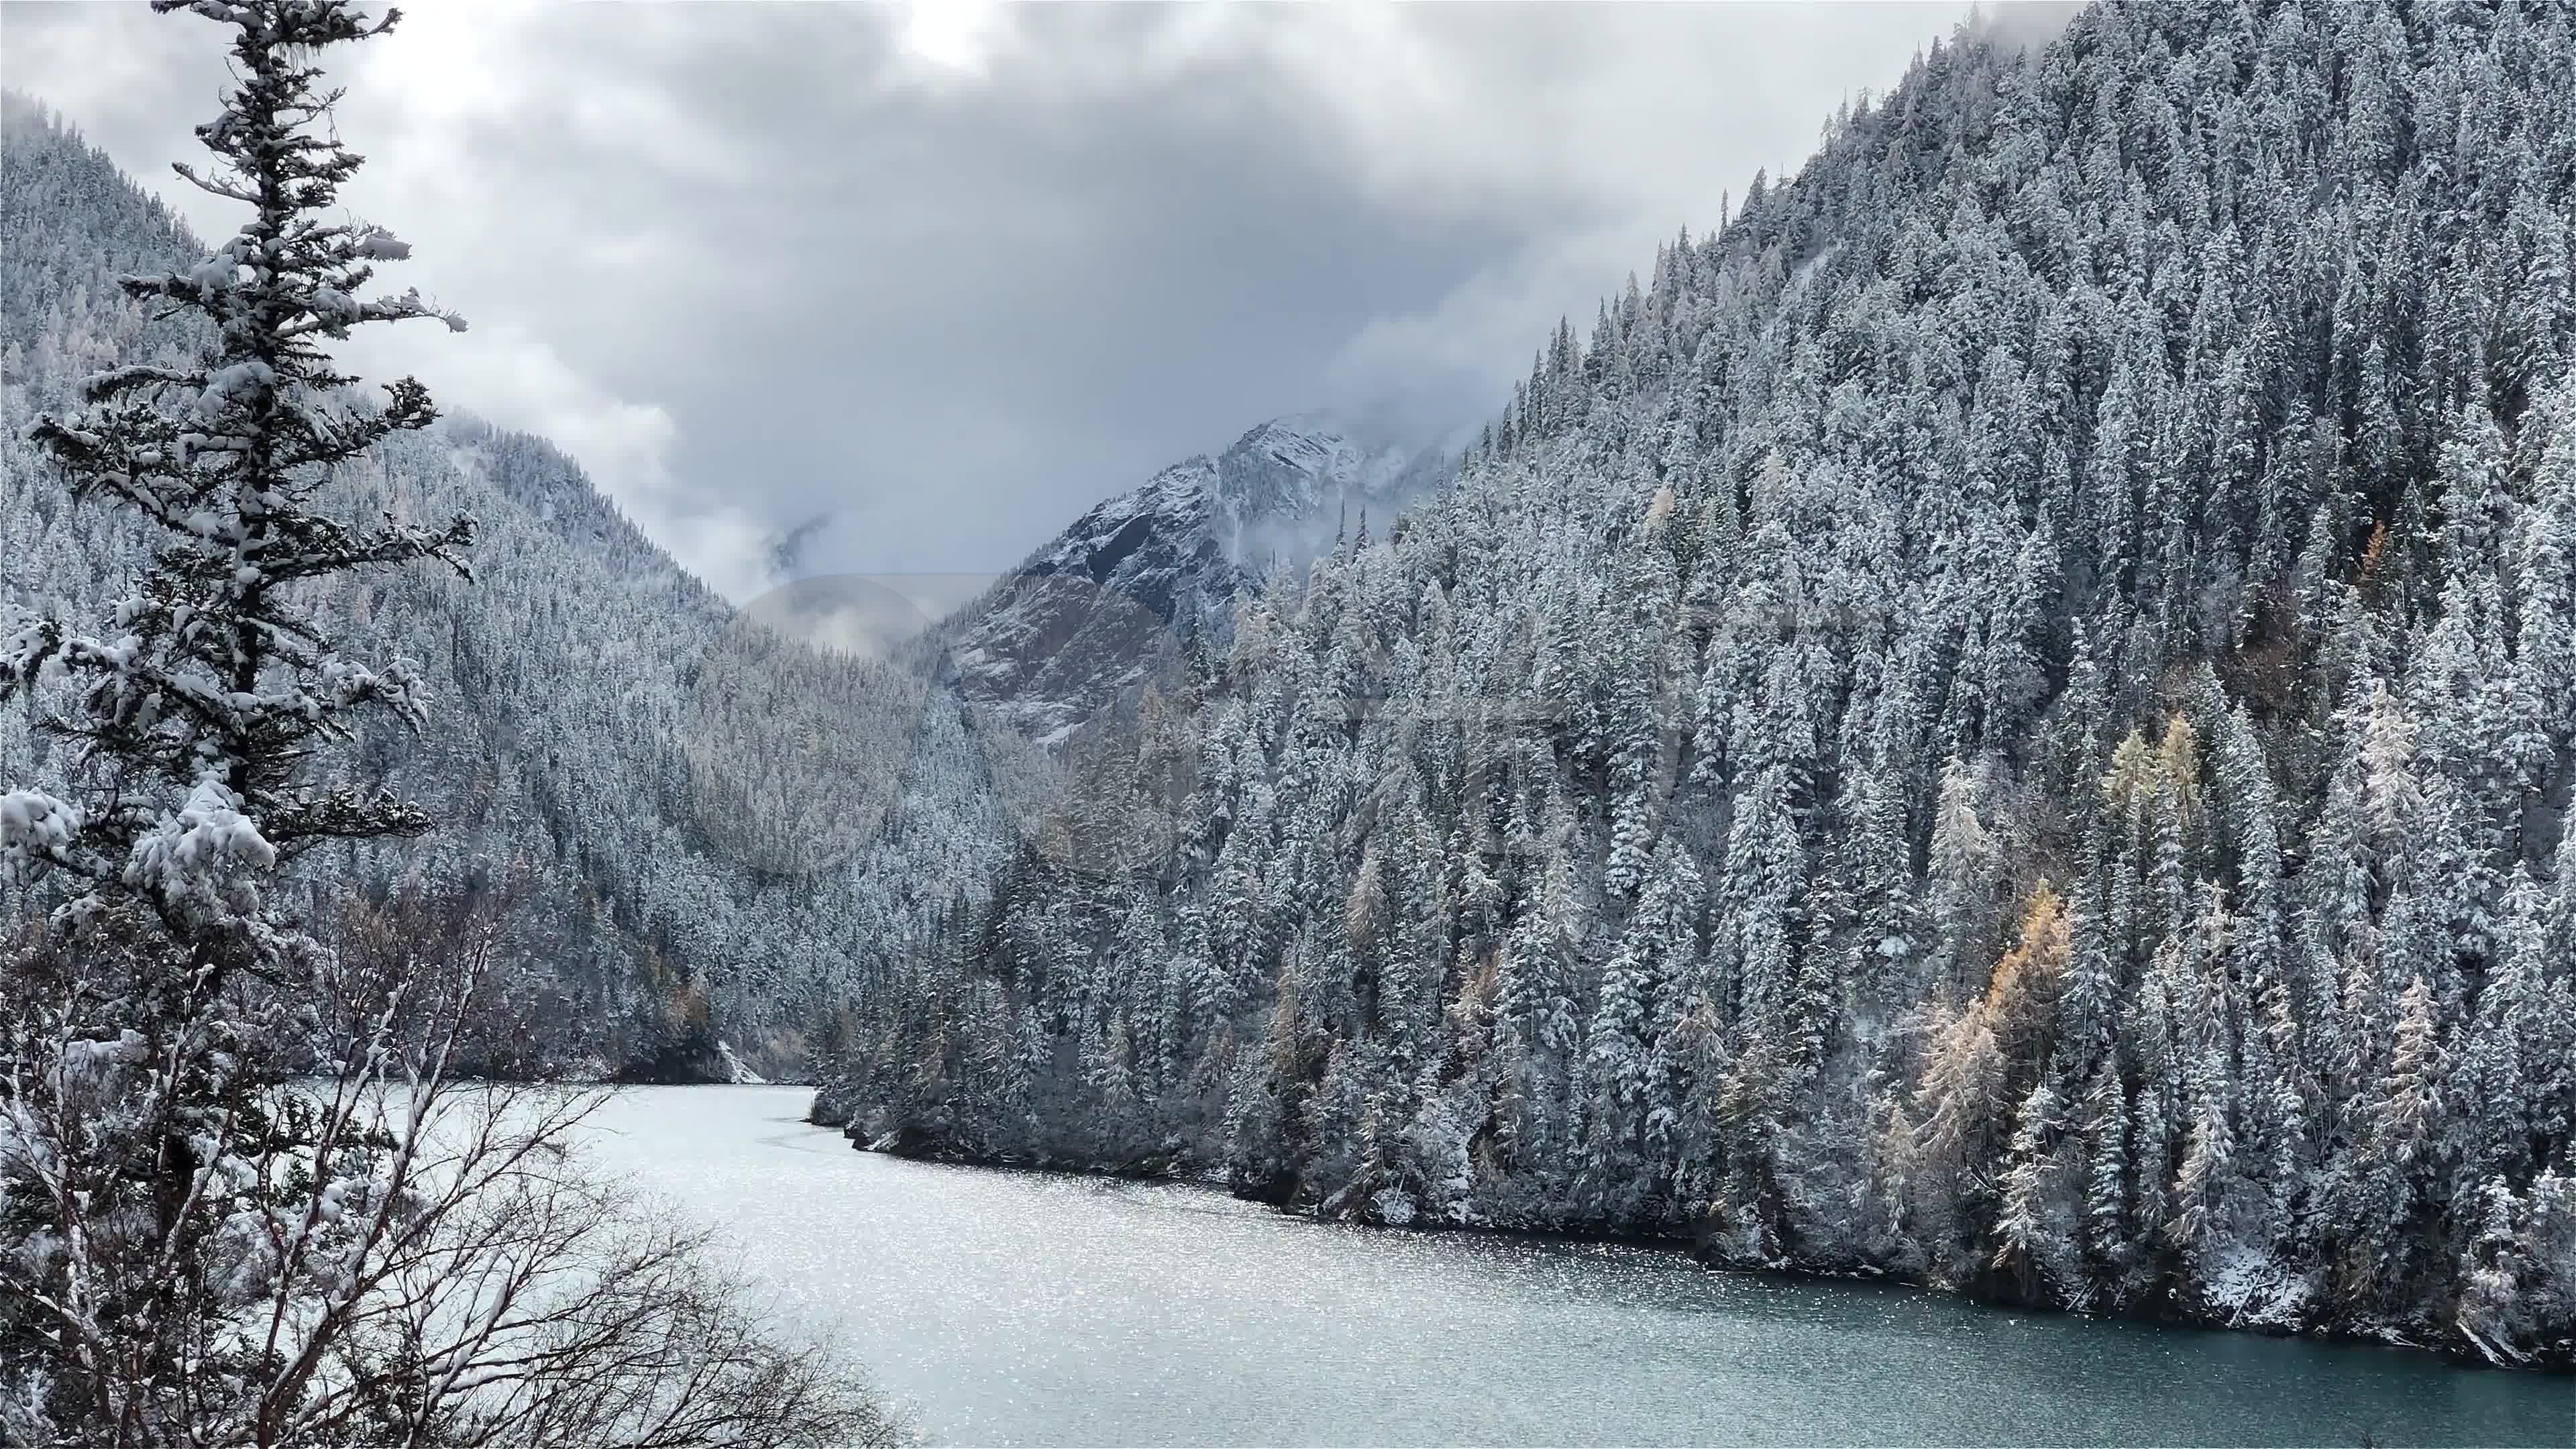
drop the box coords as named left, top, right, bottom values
left=0, top=95, right=1456, bottom=1085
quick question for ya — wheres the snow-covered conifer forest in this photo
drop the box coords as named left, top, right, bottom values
left=814, top=0, right=2576, bottom=1366
left=4, top=0, right=2573, bottom=1393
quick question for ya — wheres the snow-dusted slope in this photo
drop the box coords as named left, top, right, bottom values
left=948, top=415, right=1440, bottom=743
left=0, top=101, right=1015, bottom=1081
left=822, top=0, right=2576, bottom=1367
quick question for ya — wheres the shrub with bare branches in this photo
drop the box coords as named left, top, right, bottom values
left=0, top=892, right=906, bottom=1448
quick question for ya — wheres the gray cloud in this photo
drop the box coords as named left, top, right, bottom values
left=1, top=1, right=2065, bottom=598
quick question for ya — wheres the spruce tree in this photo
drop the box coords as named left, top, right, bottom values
left=0, top=0, right=470, bottom=1430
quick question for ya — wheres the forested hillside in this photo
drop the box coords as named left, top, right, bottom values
left=816, top=0, right=2576, bottom=1364
left=0, top=97, right=1440, bottom=1084
left=0, top=95, right=1015, bottom=1079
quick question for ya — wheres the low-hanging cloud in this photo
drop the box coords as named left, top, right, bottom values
left=0, top=1, right=2072, bottom=600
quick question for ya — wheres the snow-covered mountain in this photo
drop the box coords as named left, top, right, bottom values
left=819, top=0, right=2576, bottom=1367
left=947, top=415, right=1444, bottom=744
left=0, top=97, right=1018, bottom=1082
left=0, top=95, right=1445, bottom=1079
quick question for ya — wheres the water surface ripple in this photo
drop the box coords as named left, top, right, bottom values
left=579, top=1087, right=2570, bottom=1446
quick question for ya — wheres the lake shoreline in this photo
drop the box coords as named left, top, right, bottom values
left=557, top=1085, right=2574, bottom=1445
left=805, top=1092, right=2572, bottom=1378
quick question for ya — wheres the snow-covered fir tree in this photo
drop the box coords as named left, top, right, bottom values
left=1, top=10, right=480, bottom=1426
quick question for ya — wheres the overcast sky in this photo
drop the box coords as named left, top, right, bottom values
left=2, top=1, right=2064, bottom=602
